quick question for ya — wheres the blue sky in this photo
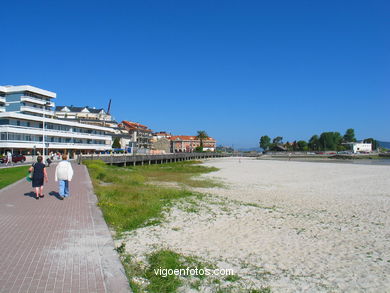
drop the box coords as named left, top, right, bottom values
left=1, top=0, right=389, bottom=147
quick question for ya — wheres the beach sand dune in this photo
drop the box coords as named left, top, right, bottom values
left=122, top=158, right=390, bottom=292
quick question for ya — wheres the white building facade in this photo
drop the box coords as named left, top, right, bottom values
left=0, top=85, right=113, bottom=157
left=352, top=143, right=372, bottom=154
left=55, top=106, right=112, bottom=122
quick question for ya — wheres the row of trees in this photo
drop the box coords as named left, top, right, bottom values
left=259, top=129, right=379, bottom=152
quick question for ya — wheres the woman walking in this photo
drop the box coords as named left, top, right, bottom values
left=55, top=154, right=74, bottom=200
left=29, top=156, right=48, bottom=200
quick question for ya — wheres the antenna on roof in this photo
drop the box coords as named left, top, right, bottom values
left=107, top=98, right=112, bottom=114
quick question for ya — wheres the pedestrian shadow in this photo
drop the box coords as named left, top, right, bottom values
left=23, top=192, right=37, bottom=199
left=49, top=191, right=63, bottom=200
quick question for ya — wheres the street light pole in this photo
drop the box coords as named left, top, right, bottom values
left=42, top=102, right=51, bottom=161
left=42, top=110, right=45, bottom=160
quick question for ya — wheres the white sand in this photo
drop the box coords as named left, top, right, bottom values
left=120, top=157, right=390, bottom=292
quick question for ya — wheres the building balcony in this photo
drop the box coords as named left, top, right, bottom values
left=21, top=96, right=55, bottom=107
left=0, top=125, right=112, bottom=140
left=0, top=97, right=5, bottom=103
left=0, top=106, right=5, bottom=112
left=20, top=106, right=55, bottom=116
left=0, top=140, right=111, bottom=150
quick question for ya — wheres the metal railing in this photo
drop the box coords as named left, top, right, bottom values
left=81, top=152, right=226, bottom=165
left=21, top=96, right=55, bottom=106
left=0, top=139, right=109, bottom=147
left=20, top=106, right=55, bottom=115
left=0, top=125, right=111, bottom=139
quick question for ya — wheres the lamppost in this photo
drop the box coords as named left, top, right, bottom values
left=42, top=101, right=51, bottom=160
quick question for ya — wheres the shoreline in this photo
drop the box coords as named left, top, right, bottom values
left=257, top=156, right=390, bottom=165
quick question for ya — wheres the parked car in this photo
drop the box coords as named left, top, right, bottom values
left=337, top=151, right=352, bottom=154
left=0, top=154, right=26, bottom=164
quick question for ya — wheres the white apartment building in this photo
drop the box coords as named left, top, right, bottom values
left=0, top=85, right=113, bottom=157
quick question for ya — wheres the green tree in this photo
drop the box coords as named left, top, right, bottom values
left=273, top=136, right=283, bottom=144
left=112, top=137, right=121, bottom=149
left=297, top=140, right=308, bottom=151
left=196, top=130, right=209, bottom=151
left=259, top=135, right=271, bottom=150
left=343, top=128, right=356, bottom=142
left=292, top=140, right=297, bottom=151
left=308, top=135, right=319, bottom=151
left=334, top=132, right=343, bottom=146
left=194, top=146, right=203, bottom=152
left=319, top=132, right=342, bottom=151
left=284, top=141, right=293, bottom=151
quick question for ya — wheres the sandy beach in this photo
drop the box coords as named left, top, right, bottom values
left=120, top=157, right=390, bottom=292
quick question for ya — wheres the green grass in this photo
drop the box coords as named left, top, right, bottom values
left=133, top=160, right=222, bottom=188
left=84, top=160, right=220, bottom=232
left=120, top=246, right=271, bottom=293
left=0, top=165, right=30, bottom=189
left=121, top=249, right=212, bottom=293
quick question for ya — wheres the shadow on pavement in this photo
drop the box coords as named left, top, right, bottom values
left=49, top=191, right=63, bottom=200
left=23, top=191, right=37, bottom=199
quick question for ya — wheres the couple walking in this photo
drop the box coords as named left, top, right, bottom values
left=29, top=154, right=74, bottom=200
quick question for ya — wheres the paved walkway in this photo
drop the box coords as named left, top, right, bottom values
left=0, top=163, right=130, bottom=293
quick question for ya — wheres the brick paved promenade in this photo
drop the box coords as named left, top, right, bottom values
left=0, top=163, right=130, bottom=293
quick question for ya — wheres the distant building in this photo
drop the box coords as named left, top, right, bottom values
left=111, top=126, right=137, bottom=153
left=153, top=131, right=172, bottom=140
left=119, top=121, right=153, bottom=152
left=151, top=138, right=171, bottom=154
left=55, top=105, right=136, bottom=153
left=55, top=106, right=112, bottom=124
left=0, top=85, right=113, bottom=156
left=350, top=142, right=372, bottom=154
left=170, top=135, right=216, bottom=152
left=216, top=145, right=234, bottom=153
left=270, top=144, right=287, bottom=152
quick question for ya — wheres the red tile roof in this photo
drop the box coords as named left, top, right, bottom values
left=154, top=131, right=171, bottom=136
left=121, top=120, right=152, bottom=132
left=169, top=135, right=216, bottom=142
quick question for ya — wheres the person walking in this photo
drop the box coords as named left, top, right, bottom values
left=6, top=151, right=12, bottom=166
left=55, top=154, right=74, bottom=200
left=29, top=156, right=48, bottom=200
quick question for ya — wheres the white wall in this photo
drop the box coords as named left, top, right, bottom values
left=353, top=143, right=372, bottom=153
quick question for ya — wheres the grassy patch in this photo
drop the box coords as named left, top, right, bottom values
left=250, top=288, right=272, bottom=293
left=132, top=160, right=222, bottom=188
left=225, top=274, right=241, bottom=282
left=0, top=165, right=30, bottom=189
left=121, top=248, right=272, bottom=293
left=84, top=160, right=219, bottom=232
left=121, top=249, right=212, bottom=293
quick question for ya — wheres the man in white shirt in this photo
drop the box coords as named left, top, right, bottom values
left=6, top=151, right=12, bottom=165
left=55, top=154, right=74, bottom=200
